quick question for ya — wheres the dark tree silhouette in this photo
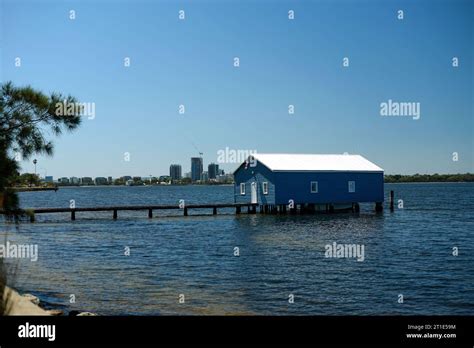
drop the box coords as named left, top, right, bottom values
left=0, top=81, right=82, bottom=213
left=0, top=82, right=82, bottom=314
left=1, top=81, right=82, bottom=159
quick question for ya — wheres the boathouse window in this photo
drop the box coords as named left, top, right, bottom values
left=262, top=182, right=269, bottom=195
left=310, top=181, right=318, bottom=193
left=348, top=181, right=356, bottom=193
left=240, top=183, right=246, bottom=195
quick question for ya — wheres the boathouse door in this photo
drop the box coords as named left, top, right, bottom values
left=251, top=182, right=257, bottom=204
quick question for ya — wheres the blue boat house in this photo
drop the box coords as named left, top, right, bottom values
left=233, top=153, right=384, bottom=213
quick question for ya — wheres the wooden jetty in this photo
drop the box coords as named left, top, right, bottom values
left=0, top=191, right=394, bottom=222
left=1, top=203, right=257, bottom=222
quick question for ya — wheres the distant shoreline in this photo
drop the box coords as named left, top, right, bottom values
left=12, top=181, right=473, bottom=191
left=384, top=173, right=473, bottom=183
left=56, top=183, right=236, bottom=188
left=385, top=181, right=473, bottom=184
left=12, top=187, right=58, bottom=192
left=12, top=174, right=474, bottom=190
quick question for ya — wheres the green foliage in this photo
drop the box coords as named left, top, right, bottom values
left=14, top=173, right=40, bottom=187
left=0, top=82, right=82, bottom=215
left=0, top=141, right=20, bottom=217
left=0, top=143, right=19, bottom=189
left=384, top=173, right=474, bottom=183
left=0, top=82, right=82, bottom=313
left=0, top=81, right=82, bottom=159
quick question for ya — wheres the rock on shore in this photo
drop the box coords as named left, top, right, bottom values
left=3, top=287, right=51, bottom=315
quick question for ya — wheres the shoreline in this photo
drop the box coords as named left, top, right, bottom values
left=3, top=286, right=51, bottom=315
left=3, top=286, right=96, bottom=316
left=47, top=184, right=235, bottom=188
left=13, top=181, right=474, bottom=190
left=384, top=181, right=474, bottom=184
left=12, top=187, right=58, bottom=192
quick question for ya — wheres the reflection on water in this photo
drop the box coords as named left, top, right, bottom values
left=0, top=183, right=473, bottom=315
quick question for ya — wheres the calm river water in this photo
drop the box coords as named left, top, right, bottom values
left=1, top=183, right=473, bottom=315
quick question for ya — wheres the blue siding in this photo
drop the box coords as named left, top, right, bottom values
left=234, top=162, right=276, bottom=204
left=234, top=161, right=384, bottom=205
left=273, top=171, right=383, bottom=205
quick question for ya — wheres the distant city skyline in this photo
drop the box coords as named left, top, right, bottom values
left=33, top=156, right=230, bottom=182
left=30, top=156, right=229, bottom=181
left=3, top=0, right=472, bottom=177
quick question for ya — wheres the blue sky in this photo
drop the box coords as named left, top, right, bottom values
left=1, top=0, right=472, bottom=177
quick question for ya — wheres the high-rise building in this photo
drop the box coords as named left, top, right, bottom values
left=169, top=164, right=182, bottom=180
left=59, top=177, right=70, bottom=184
left=81, top=177, right=93, bottom=185
left=44, top=176, right=53, bottom=183
left=94, top=177, right=108, bottom=185
left=191, top=157, right=203, bottom=182
left=208, top=163, right=219, bottom=179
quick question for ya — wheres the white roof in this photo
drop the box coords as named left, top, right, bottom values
left=241, top=153, right=383, bottom=172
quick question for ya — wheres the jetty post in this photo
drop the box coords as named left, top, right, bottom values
left=375, top=202, right=383, bottom=212
left=389, top=190, right=394, bottom=211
